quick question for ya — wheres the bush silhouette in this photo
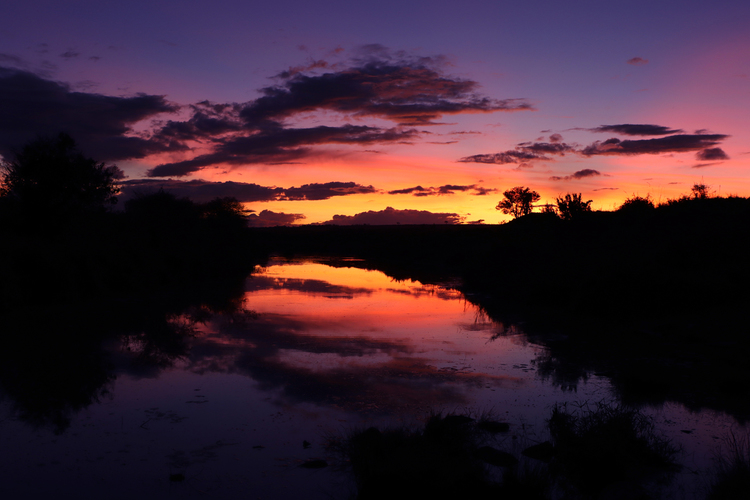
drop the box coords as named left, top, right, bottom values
left=617, top=194, right=655, bottom=214
left=555, top=193, right=592, bottom=221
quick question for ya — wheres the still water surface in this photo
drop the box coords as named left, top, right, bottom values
left=0, top=259, right=742, bottom=498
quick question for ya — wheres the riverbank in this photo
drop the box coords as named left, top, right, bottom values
left=251, top=196, right=750, bottom=421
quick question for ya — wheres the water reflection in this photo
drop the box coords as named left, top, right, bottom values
left=0, top=279, right=246, bottom=433
left=1, top=259, right=745, bottom=499
left=184, top=261, right=528, bottom=414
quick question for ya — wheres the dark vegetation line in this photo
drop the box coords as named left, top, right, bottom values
left=0, top=133, right=266, bottom=313
left=254, top=187, right=750, bottom=421
left=0, top=133, right=260, bottom=433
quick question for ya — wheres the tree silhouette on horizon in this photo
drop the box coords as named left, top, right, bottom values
left=0, top=133, right=121, bottom=220
left=496, top=186, right=540, bottom=219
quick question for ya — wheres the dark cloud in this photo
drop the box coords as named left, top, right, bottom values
left=141, top=51, right=531, bottom=176
left=246, top=210, right=305, bottom=227
left=519, top=142, right=576, bottom=155
left=549, top=169, right=602, bottom=181
left=472, top=186, right=497, bottom=196
left=119, top=179, right=376, bottom=204
left=387, top=186, right=430, bottom=195
left=627, top=57, right=649, bottom=66
left=322, top=206, right=464, bottom=225
left=593, top=187, right=619, bottom=191
left=0, top=66, right=180, bottom=161
left=154, top=101, right=244, bottom=142
left=147, top=125, right=419, bottom=177
left=696, top=147, right=729, bottom=161
left=458, top=151, right=541, bottom=164
left=581, top=134, right=728, bottom=156
left=282, top=181, right=377, bottom=200
left=1, top=49, right=530, bottom=175
left=119, top=179, right=282, bottom=204
left=438, top=184, right=474, bottom=194
left=590, top=124, right=684, bottom=136
left=241, top=56, right=531, bottom=128
left=387, top=184, right=494, bottom=196
left=461, top=127, right=729, bottom=169
left=458, top=141, right=575, bottom=165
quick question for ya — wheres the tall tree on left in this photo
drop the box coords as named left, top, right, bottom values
left=0, top=133, right=121, bottom=219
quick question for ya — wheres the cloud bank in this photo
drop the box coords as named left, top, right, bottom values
left=387, top=184, right=496, bottom=196
left=0, top=66, right=180, bottom=161
left=146, top=49, right=532, bottom=177
left=549, top=169, right=602, bottom=181
left=119, top=179, right=377, bottom=204
left=246, top=210, right=305, bottom=227
left=321, top=207, right=463, bottom=225
left=460, top=125, right=730, bottom=167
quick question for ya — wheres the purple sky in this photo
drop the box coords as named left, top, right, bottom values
left=2, top=0, right=748, bottom=224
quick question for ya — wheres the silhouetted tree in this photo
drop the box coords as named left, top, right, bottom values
left=496, top=186, right=540, bottom=219
left=0, top=133, right=120, bottom=219
left=556, top=193, right=592, bottom=221
left=690, top=182, right=713, bottom=200
left=199, top=196, right=249, bottom=230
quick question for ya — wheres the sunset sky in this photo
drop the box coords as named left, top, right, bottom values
left=1, top=0, right=748, bottom=224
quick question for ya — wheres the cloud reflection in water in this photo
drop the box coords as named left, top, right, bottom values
left=184, top=262, right=525, bottom=414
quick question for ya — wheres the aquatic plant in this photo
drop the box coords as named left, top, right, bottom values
left=708, top=431, right=750, bottom=499
left=548, top=401, right=678, bottom=498
left=329, top=412, right=538, bottom=499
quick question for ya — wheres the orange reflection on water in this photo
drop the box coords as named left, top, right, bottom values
left=246, top=260, right=471, bottom=342
left=167, top=259, right=540, bottom=414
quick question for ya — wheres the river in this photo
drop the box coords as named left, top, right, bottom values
left=0, top=258, right=743, bottom=499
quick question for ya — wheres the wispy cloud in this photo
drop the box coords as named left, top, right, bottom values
left=458, top=139, right=576, bottom=165
left=60, top=49, right=81, bottom=59
left=549, top=169, right=602, bottom=181
left=387, top=184, right=496, bottom=196
left=589, top=124, right=683, bottom=136
left=626, top=57, right=649, bottom=66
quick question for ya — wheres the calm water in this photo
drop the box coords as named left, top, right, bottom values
left=0, top=259, right=743, bottom=499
